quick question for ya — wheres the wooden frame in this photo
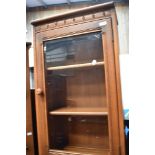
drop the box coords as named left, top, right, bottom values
left=32, top=2, right=125, bottom=155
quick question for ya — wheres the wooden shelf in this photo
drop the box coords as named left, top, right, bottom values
left=49, top=107, right=108, bottom=116
left=49, top=146, right=110, bottom=155
left=47, top=61, right=104, bottom=71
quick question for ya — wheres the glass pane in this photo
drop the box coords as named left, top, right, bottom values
left=44, top=32, right=109, bottom=154
left=49, top=116, right=109, bottom=154
left=46, top=67, right=107, bottom=111
left=44, top=32, right=103, bottom=67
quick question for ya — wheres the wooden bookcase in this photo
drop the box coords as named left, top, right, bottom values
left=32, top=2, right=125, bottom=155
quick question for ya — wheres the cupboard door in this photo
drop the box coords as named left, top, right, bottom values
left=34, top=18, right=120, bottom=155
left=44, top=31, right=109, bottom=154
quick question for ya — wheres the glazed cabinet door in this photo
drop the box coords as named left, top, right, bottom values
left=34, top=18, right=120, bottom=155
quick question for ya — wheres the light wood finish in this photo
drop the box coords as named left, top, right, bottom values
left=49, top=107, right=108, bottom=115
left=65, top=146, right=110, bottom=155
left=33, top=33, right=49, bottom=155
left=102, top=18, right=122, bottom=154
left=32, top=2, right=126, bottom=155
left=47, top=61, right=104, bottom=71
left=111, top=11, right=126, bottom=155
left=36, top=88, right=43, bottom=95
left=49, top=146, right=110, bottom=155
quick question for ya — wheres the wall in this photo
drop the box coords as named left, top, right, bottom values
left=115, top=3, right=129, bottom=54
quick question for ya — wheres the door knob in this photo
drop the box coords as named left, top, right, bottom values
left=36, top=88, right=43, bottom=95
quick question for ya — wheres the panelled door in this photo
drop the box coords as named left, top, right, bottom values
left=34, top=17, right=120, bottom=155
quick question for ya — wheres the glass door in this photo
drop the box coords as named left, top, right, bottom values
left=44, top=32, right=110, bottom=155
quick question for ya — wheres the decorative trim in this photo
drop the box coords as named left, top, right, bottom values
left=31, top=2, right=114, bottom=25
left=35, top=11, right=112, bottom=33
left=42, top=28, right=101, bottom=41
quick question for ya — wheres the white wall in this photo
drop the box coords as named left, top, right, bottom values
left=116, top=3, right=129, bottom=54
left=119, top=54, right=129, bottom=111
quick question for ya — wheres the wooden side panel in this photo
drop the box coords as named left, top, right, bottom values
left=102, top=18, right=120, bottom=155
left=111, top=11, right=126, bottom=155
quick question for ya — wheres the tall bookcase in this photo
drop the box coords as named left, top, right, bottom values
left=32, top=2, right=125, bottom=155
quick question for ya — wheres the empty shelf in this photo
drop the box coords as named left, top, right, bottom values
left=47, top=61, right=104, bottom=70
left=49, top=107, right=108, bottom=116
left=49, top=146, right=110, bottom=155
